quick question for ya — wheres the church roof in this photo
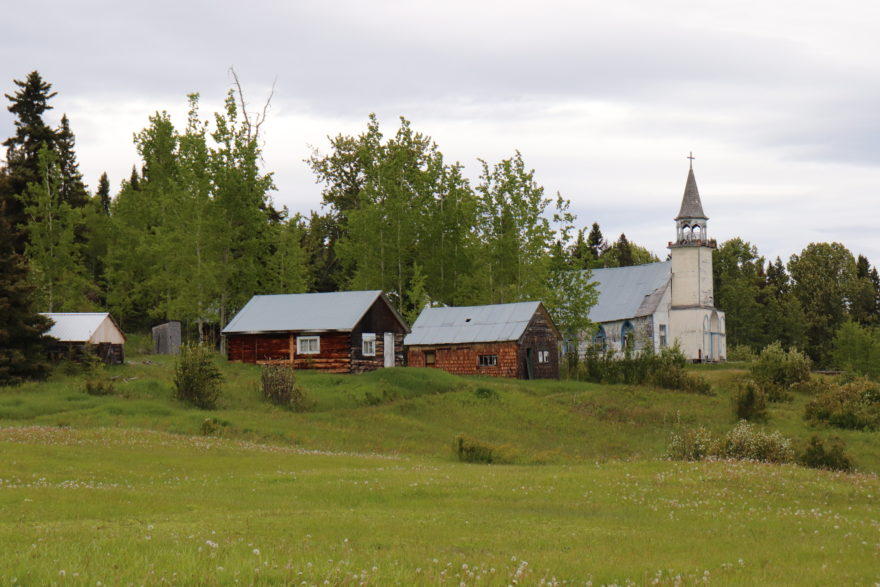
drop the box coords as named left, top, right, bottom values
left=675, top=167, right=707, bottom=220
left=586, top=261, right=672, bottom=323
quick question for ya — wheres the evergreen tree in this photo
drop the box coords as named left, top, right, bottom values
left=586, top=222, right=606, bottom=261
left=96, top=172, right=111, bottom=214
left=2, top=71, right=58, bottom=252
left=0, top=197, right=53, bottom=385
left=55, top=114, right=89, bottom=208
left=850, top=254, right=879, bottom=326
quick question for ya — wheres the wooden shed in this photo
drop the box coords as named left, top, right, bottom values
left=405, top=301, right=561, bottom=379
left=41, top=312, right=126, bottom=365
left=222, top=290, right=410, bottom=373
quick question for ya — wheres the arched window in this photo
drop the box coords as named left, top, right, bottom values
left=693, top=225, right=702, bottom=241
left=621, top=321, right=635, bottom=350
left=593, top=325, right=607, bottom=350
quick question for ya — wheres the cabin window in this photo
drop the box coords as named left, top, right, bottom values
left=362, top=333, right=376, bottom=356
left=478, top=354, right=498, bottom=367
left=424, top=351, right=436, bottom=365
left=537, top=350, right=550, bottom=364
left=297, top=336, right=320, bottom=355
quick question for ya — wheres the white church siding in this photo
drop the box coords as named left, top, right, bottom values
left=579, top=161, right=727, bottom=362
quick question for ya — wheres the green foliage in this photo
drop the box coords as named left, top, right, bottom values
left=667, top=426, right=713, bottom=461
left=733, top=380, right=768, bottom=421
left=832, top=321, right=880, bottom=380
left=173, top=343, right=222, bottom=409
left=798, top=435, right=854, bottom=472
left=727, top=344, right=757, bottom=362
left=750, top=342, right=811, bottom=401
left=454, top=434, right=516, bottom=464
left=260, top=364, right=313, bottom=411
left=669, top=421, right=795, bottom=464
left=804, top=376, right=880, bottom=430
left=571, top=344, right=712, bottom=395
left=712, top=420, right=794, bottom=463
left=789, top=242, right=859, bottom=367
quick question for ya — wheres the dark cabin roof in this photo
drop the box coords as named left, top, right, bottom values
left=675, top=167, right=708, bottom=220
left=404, top=301, right=559, bottom=345
left=222, top=290, right=408, bottom=334
left=586, top=261, right=672, bottom=323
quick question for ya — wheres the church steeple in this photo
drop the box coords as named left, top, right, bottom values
left=673, top=153, right=710, bottom=245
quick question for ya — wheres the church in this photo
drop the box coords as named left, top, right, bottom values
left=583, top=160, right=726, bottom=362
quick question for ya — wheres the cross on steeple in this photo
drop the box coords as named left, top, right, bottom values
left=687, top=152, right=695, bottom=169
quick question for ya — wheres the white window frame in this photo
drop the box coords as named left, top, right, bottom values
left=538, top=350, right=550, bottom=364
left=296, top=336, right=320, bottom=355
left=478, top=354, right=498, bottom=367
left=362, top=333, right=376, bottom=357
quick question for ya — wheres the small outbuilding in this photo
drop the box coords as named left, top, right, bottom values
left=405, top=301, right=561, bottom=379
left=41, top=312, right=127, bottom=365
left=221, top=290, right=410, bottom=373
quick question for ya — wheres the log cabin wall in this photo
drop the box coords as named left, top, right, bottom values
left=407, top=341, right=520, bottom=378
left=226, top=332, right=353, bottom=373
left=350, top=298, right=409, bottom=371
left=516, top=307, right=560, bottom=379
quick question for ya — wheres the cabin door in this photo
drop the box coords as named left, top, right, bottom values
left=383, top=332, right=395, bottom=367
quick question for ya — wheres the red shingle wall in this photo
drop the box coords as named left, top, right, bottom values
left=407, top=342, right=520, bottom=378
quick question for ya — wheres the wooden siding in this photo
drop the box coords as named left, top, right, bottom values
left=407, top=342, right=520, bottom=378
left=517, top=306, right=560, bottom=379
left=227, top=332, right=352, bottom=373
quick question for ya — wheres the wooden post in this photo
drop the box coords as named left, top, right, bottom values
left=289, top=335, right=295, bottom=365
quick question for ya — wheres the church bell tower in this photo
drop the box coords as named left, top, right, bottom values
left=669, top=154, right=715, bottom=308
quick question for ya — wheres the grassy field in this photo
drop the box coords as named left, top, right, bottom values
left=1, top=349, right=879, bottom=584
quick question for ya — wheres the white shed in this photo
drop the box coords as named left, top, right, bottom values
left=41, top=312, right=126, bottom=364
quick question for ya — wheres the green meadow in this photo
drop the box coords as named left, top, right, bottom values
left=1, top=348, right=878, bottom=584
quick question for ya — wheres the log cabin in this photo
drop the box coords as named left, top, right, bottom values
left=41, top=312, right=126, bottom=365
left=222, top=290, right=410, bottom=373
left=405, top=301, right=561, bottom=379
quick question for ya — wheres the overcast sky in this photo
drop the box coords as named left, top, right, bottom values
left=3, top=0, right=879, bottom=265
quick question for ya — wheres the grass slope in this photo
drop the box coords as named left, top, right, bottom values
left=2, top=426, right=878, bottom=585
left=1, top=352, right=879, bottom=583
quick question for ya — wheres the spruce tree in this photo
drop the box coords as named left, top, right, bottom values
left=2, top=71, right=58, bottom=252
left=96, top=172, right=111, bottom=214
left=55, top=114, right=89, bottom=208
left=0, top=198, right=53, bottom=385
left=586, top=222, right=606, bottom=261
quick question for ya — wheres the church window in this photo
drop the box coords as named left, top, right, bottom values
left=659, top=324, right=667, bottom=348
left=621, top=321, right=635, bottom=350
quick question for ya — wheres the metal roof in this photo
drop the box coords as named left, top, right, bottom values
left=221, top=290, right=401, bottom=334
left=676, top=167, right=707, bottom=220
left=404, top=301, right=542, bottom=345
left=41, top=313, right=119, bottom=343
left=587, top=261, right=671, bottom=323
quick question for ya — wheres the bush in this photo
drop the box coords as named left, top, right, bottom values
left=260, top=364, right=313, bottom=411
left=667, top=426, right=714, bottom=461
left=454, top=435, right=516, bottom=464
left=728, top=345, right=757, bottom=363
left=712, top=420, right=794, bottom=464
left=574, top=344, right=713, bottom=394
left=173, top=343, right=222, bottom=409
left=83, top=377, right=115, bottom=396
left=798, top=435, right=854, bottom=472
left=750, top=342, right=811, bottom=401
left=733, top=381, right=768, bottom=421
left=804, top=376, right=880, bottom=430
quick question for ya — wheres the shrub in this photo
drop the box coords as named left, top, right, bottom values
left=733, top=381, right=768, bottom=421
left=260, top=364, right=314, bottom=411
left=454, top=435, right=516, bottom=464
left=83, top=377, right=115, bottom=396
left=804, top=376, right=880, bottom=430
left=750, top=342, right=811, bottom=401
left=728, top=344, right=757, bottom=363
left=712, top=420, right=794, bottom=464
left=798, top=435, right=854, bottom=472
left=667, top=426, right=714, bottom=461
left=173, top=343, right=222, bottom=409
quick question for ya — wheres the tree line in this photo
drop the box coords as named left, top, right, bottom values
left=2, top=70, right=878, bottom=384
